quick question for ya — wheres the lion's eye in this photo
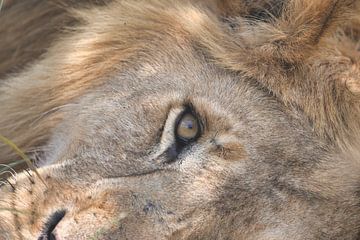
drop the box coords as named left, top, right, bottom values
left=164, top=107, right=202, bottom=164
left=175, top=111, right=201, bottom=144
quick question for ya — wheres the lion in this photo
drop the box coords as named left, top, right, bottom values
left=0, top=0, right=359, bottom=239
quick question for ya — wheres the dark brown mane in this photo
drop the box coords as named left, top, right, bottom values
left=0, top=0, right=110, bottom=78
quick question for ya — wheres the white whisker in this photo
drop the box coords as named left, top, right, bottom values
left=0, top=180, right=7, bottom=188
left=29, top=103, right=78, bottom=127
left=0, top=164, right=17, bottom=176
left=0, top=171, right=17, bottom=181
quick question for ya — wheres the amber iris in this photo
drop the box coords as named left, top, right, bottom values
left=176, top=113, right=200, bottom=141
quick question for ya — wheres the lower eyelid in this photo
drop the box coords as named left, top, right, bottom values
left=164, top=144, right=179, bottom=164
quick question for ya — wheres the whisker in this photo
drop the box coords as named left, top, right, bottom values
left=26, top=147, right=51, bottom=153
left=0, top=135, right=47, bottom=187
left=1, top=159, right=26, bottom=169
left=24, top=169, right=33, bottom=178
left=0, top=180, right=8, bottom=188
left=0, top=170, right=17, bottom=181
left=5, top=179, right=15, bottom=191
left=24, top=169, right=35, bottom=184
left=30, top=103, right=78, bottom=127
left=0, top=164, right=17, bottom=176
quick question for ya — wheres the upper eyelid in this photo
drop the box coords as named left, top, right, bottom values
left=180, top=103, right=204, bottom=127
left=185, top=100, right=210, bottom=131
left=189, top=105, right=206, bottom=134
left=176, top=105, right=202, bottom=128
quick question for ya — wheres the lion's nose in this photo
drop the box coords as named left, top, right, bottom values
left=37, top=210, right=66, bottom=240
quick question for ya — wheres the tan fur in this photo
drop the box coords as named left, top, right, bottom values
left=0, top=0, right=359, bottom=239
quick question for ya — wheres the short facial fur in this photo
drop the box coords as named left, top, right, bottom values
left=0, top=0, right=359, bottom=239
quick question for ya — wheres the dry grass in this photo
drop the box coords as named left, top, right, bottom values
left=0, top=135, right=46, bottom=186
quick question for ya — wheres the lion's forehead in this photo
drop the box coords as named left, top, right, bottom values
left=0, top=0, right=359, bottom=239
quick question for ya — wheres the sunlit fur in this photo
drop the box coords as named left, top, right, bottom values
left=0, top=0, right=359, bottom=239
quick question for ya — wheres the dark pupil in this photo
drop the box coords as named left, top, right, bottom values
left=184, top=120, right=193, bottom=129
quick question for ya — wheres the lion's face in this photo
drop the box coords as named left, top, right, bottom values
left=0, top=0, right=359, bottom=239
